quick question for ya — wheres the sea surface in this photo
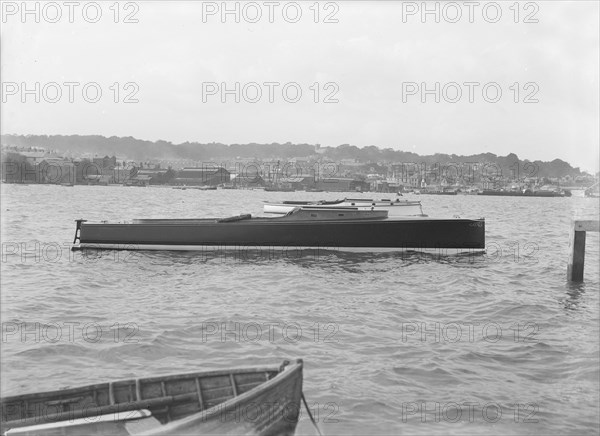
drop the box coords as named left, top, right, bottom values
left=1, top=184, right=599, bottom=435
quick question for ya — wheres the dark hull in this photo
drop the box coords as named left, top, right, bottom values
left=478, top=190, right=565, bottom=197
left=76, top=217, right=485, bottom=250
left=422, top=191, right=457, bottom=195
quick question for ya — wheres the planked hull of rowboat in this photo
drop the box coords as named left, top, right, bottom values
left=1, top=360, right=303, bottom=436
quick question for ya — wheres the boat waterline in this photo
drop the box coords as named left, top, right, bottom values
left=73, top=243, right=486, bottom=255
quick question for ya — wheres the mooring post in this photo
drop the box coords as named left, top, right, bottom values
left=568, top=220, right=600, bottom=282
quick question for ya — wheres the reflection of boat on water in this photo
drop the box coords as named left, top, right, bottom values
left=263, top=198, right=426, bottom=217
left=72, top=207, right=484, bottom=252
left=1, top=360, right=304, bottom=436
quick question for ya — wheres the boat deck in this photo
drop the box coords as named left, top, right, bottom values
left=101, top=216, right=471, bottom=225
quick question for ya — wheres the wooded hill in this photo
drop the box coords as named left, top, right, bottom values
left=1, top=134, right=586, bottom=179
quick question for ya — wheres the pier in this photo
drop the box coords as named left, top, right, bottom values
left=567, top=220, right=600, bottom=282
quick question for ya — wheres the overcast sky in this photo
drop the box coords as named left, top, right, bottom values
left=2, top=1, right=599, bottom=172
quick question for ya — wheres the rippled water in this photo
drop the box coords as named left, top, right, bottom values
left=1, top=184, right=599, bottom=435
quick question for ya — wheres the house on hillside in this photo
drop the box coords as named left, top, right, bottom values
left=134, top=168, right=175, bottom=185
left=278, top=175, right=315, bottom=190
left=126, top=175, right=152, bottom=186
left=315, top=177, right=369, bottom=192
left=93, top=155, right=117, bottom=169
left=37, top=159, right=75, bottom=184
left=21, top=151, right=48, bottom=166
left=172, top=167, right=231, bottom=186
left=231, top=173, right=265, bottom=188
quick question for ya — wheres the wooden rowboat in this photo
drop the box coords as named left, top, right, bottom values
left=1, top=359, right=303, bottom=436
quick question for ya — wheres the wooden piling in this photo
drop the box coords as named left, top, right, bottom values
left=568, top=220, right=600, bottom=282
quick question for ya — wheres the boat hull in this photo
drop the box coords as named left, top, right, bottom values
left=75, top=217, right=485, bottom=251
left=478, top=190, right=566, bottom=197
left=1, top=360, right=303, bottom=436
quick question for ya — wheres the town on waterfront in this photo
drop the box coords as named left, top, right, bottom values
left=2, top=135, right=598, bottom=197
left=2, top=0, right=600, bottom=434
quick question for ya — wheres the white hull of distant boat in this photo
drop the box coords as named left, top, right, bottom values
left=264, top=198, right=426, bottom=216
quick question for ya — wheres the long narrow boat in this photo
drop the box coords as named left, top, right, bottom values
left=477, top=189, right=568, bottom=197
left=1, top=360, right=303, bottom=436
left=263, top=198, right=425, bottom=216
left=72, top=207, right=485, bottom=252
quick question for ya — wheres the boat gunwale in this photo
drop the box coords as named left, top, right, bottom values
left=0, top=364, right=285, bottom=404
left=80, top=217, right=483, bottom=226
